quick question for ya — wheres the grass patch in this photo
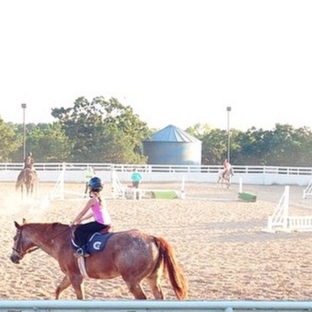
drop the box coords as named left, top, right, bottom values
left=151, top=191, right=178, bottom=199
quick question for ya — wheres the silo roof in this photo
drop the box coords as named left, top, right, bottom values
left=150, top=125, right=201, bottom=143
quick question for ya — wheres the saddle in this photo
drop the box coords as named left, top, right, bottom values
left=223, top=168, right=234, bottom=178
left=71, top=231, right=113, bottom=256
left=23, top=167, right=35, bottom=173
left=222, top=169, right=229, bottom=178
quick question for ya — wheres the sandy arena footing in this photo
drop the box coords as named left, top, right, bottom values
left=2, top=182, right=312, bottom=300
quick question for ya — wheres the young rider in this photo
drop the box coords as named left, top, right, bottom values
left=222, top=159, right=231, bottom=178
left=71, top=176, right=111, bottom=257
left=24, top=152, right=34, bottom=170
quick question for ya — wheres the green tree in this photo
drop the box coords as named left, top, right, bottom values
left=27, top=123, right=72, bottom=162
left=268, top=124, right=312, bottom=166
left=234, top=127, right=271, bottom=165
left=0, top=119, right=21, bottom=161
left=10, top=123, right=72, bottom=162
left=200, top=128, right=228, bottom=165
left=51, top=96, right=149, bottom=163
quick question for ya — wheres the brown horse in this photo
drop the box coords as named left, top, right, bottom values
left=217, top=167, right=234, bottom=189
left=10, top=220, right=188, bottom=300
left=15, top=169, right=38, bottom=198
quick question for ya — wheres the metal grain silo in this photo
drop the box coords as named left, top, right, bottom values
left=142, top=125, right=202, bottom=165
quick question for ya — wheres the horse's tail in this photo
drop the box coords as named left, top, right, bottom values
left=154, top=236, right=188, bottom=300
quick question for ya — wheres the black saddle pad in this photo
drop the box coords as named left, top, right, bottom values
left=86, top=232, right=113, bottom=254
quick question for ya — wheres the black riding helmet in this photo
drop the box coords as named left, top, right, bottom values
left=88, top=176, right=103, bottom=192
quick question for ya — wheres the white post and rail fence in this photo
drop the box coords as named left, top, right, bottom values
left=1, top=163, right=312, bottom=186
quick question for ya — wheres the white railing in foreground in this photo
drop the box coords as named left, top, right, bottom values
left=1, top=300, right=312, bottom=311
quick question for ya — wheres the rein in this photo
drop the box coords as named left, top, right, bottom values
left=12, top=245, right=39, bottom=255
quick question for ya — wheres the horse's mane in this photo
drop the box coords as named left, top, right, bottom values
left=24, top=221, right=66, bottom=226
left=23, top=222, right=69, bottom=234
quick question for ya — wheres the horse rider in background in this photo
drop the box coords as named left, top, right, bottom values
left=23, top=152, right=35, bottom=171
left=222, top=159, right=233, bottom=178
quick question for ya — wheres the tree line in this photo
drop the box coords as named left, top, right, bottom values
left=1, top=96, right=312, bottom=167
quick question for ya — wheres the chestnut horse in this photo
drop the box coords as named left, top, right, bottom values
left=15, top=168, right=38, bottom=198
left=10, top=220, right=188, bottom=300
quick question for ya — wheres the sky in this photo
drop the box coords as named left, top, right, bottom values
left=1, top=0, right=312, bottom=131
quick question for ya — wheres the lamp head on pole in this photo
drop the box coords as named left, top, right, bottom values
left=226, top=106, right=231, bottom=163
left=21, top=103, right=26, bottom=109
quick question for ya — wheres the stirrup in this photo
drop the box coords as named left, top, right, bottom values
left=73, top=248, right=84, bottom=258
left=74, top=247, right=90, bottom=258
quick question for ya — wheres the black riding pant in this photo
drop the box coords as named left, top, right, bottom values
left=74, top=221, right=106, bottom=247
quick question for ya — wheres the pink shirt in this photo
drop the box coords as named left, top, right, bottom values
left=223, top=161, right=231, bottom=170
left=91, top=199, right=111, bottom=225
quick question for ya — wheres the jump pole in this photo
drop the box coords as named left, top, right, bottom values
left=238, top=178, right=257, bottom=202
left=239, top=178, right=243, bottom=193
left=179, top=175, right=185, bottom=199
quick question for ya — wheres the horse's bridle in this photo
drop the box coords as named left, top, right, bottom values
left=12, top=225, right=72, bottom=259
left=12, top=227, right=39, bottom=259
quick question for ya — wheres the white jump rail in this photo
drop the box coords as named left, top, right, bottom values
left=111, top=169, right=126, bottom=198
left=112, top=170, right=185, bottom=200
left=303, top=178, right=312, bottom=198
left=1, top=300, right=312, bottom=311
left=263, top=185, right=312, bottom=233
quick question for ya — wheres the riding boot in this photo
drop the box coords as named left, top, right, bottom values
left=73, top=246, right=90, bottom=258
left=82, top=245, right=90, bottom=257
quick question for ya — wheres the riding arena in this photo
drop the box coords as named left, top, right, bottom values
left=2, top=163, right=312, bottom=302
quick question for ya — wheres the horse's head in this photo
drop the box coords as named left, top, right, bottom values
left=10, top=220, right=38, bottom=264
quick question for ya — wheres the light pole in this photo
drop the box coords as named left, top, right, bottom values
left=21, top=103, right=27, bottom=160
left=226, top=106, right=231, bottom=162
